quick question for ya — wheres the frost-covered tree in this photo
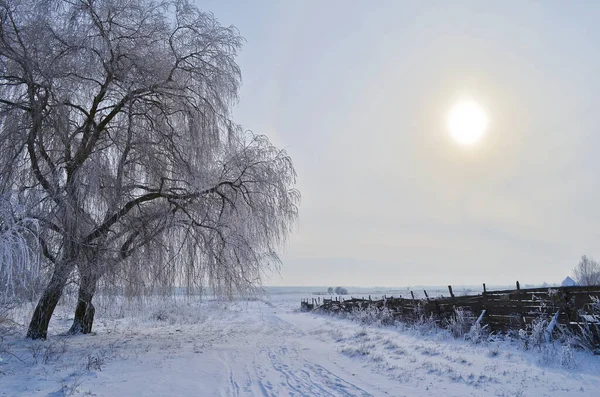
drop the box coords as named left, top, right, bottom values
left=573, top=255, right=600, bottom=286
left=334, top=287, right=347, bottom=295
left=0, top=195, right=41, bottom=304
left=0, top=0, right=298, bottom=339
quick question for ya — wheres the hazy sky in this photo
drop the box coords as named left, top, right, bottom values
left=200, top=1, right=600, bottom=287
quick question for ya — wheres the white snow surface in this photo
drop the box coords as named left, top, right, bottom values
left=1, top=291, right=600, bottom=396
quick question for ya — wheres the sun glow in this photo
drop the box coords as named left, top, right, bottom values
left=447, top=100, right=489, bottom=146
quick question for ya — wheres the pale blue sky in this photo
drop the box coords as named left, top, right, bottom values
left=199, top=1, right=600, bottom=286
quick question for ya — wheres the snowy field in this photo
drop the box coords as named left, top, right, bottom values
left=1, top=289, right=600, bottom=397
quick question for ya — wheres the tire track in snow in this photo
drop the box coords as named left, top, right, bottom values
left=217, top=349, right=240, bottom=397
left=222, top=302, right=378, bottom=396
left=248, top=344, right=372, bottom=396
left=266, top=309, right=373, bottom=396
left=227, top=352, right=240, bottom=397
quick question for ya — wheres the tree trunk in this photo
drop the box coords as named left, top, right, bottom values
left=68, top=267, right=100, bottom=335
left=26, top=261, right=75, bottom=339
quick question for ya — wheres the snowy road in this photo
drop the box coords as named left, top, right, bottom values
left=3, top=298, right=600, bottom=396
left=84, top=300, right=600, bottom=397
left=91, top=302, right=403, bottom=396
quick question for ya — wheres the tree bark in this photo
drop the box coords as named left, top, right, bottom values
left=26, top=261, right=75, bottom=339
left=68, top=266, right=100, bottom=335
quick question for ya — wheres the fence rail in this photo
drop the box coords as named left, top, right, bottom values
left=301, top=283, right=600, bottom=335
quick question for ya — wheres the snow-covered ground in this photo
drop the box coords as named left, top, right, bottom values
left=1, top=291, right=599, bottom=396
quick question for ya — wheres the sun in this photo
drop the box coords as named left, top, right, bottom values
left=447, top=100, right=489, bottom=146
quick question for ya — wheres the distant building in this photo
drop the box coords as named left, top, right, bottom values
left=561, top=276, right=579, bottom=287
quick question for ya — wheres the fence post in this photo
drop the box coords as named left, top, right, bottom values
left=471, top=309, right=487, bottom=333
left=423, top=290, right=429, bottom=300
left=516, top=281, right=524, bottom=327
left=448, top=285, right=455, bottom=299
left=481, top=283, right=489, bottom=326
left=563, top=288, right=573, bottom=323
left=544, top=310, right=561, bottom=343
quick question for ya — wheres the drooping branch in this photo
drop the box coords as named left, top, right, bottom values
left=83, top=180, right=244, bottom=244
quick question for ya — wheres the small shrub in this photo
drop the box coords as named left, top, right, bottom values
left=467, top=322, right=489, bottom=344
left=152, top=309, right=170, bottom=322
left=521, top=316, right=550, bottom=351
left=0, top=335, right=22, bottom=370
left=330, top=329, right=344, bottom=342
left=420, top=346, right=440, bottom=356
left=559, top=344, right=576, bottom=368
left=42, top=343, right=58, bottom=364
left=536, top=342, right=578, bottom=368
left=348, top=306, right=395, bottom=327
left=571, top=321, right=600, bottom=354
left=86, top=353, right=104, bottom=371
left=0, top=303, right=12, bottom=328
left=447, top=308, right=472, bottom=338
left=370, top=353, right=384, bottom=362
left=341, top=340, right=373, bottom=357
left=382, top=338, right=399, bottom=350
left=413, top=314, right=440, bottom=335
left=27, top=340, right=67, bottom=364
left=567, top=297, right=600, bottom=353
left=552, top=320, right=600, bottom=355
left=27, top=342, right=44, bottom=362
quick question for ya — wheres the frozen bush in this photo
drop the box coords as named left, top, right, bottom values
left=447, top=308, right=472, bottom=338
left=520, top=315, right=549, bottom=351
left=413, top=314, right=441, bottom=335
left=86, top=353, right=105, bottom=371
left=467, top=321, right=489, bottom=344
left=536, top=341, right=578, bottom=368
left=558, top=344, right=576, bottom=368
left=351, top=306, right=395, bottom=327
left=555, top=319, right=600, bottom=355
left=340, top=340, right=373, bottom=357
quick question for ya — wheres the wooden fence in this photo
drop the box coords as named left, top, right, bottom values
left=301, top=283, right=600, bottom=335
